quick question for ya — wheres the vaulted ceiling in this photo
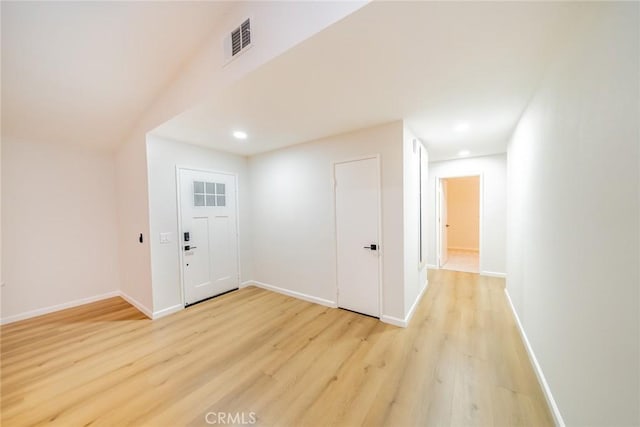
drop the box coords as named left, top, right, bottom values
left=1, top=1, right=233, bottom=150
left=153, top=1, right=586, bottom=160
left=3, top=1, right=591, bottom=160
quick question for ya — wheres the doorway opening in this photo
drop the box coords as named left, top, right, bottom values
left=437, top=175, right=481, bottom=273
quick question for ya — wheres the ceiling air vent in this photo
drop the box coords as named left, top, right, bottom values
left=231, top=27, right=242, bottom=56
left=241, top=19, right=251, bottom=48
left=224, top=18, right=252, bottom=65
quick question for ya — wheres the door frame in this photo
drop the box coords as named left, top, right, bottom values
left=331, top=154, right=383, bottom=318
left=175, top=166, right=242, bottom=307
left=435, top=173, right=484, bottom=271
left=437, top=178, right=448, bottom=268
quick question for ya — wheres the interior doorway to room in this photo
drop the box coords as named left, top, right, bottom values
left=437, top=175, right=481, bottom=273
left=177, top=168, right=240, bottom=306
left=334, top=156, right=381, bottom=318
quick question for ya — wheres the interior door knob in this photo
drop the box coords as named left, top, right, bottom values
left=363, top=244, right=378, bottom=250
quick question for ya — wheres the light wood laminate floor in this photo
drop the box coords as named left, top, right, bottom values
left=442, top=249, right=480, bottom=274
left=1, top=270, right=553, bottom=426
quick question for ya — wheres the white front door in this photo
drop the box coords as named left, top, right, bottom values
left=178, top=168, right=239, bottom=306
left=334, top=157, right=380, bottom=317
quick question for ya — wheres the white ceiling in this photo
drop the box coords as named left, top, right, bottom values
left=1, top=1, right=233, bottom=150
left=153, top=1, right=583, bottom=161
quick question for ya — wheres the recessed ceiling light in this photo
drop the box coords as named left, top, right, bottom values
left=232, top=130, right=248, bottom=140
left=458, top=150, right=470, bottom=157
left=454, top=122, right=470, bottom=133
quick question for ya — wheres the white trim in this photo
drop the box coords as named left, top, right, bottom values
left=481, top=271, right=506, bottom=278
left=152, top=304, right=183, bottom=319
left=381, top=279, right=429, bottom=328
left=504, top=289, right=565, bottom=427
left=176, top=167, right=186, bottom=306
left=448, top=247, right=479, bottom=252
left=426, top=263, right=438, bottom=270
left=436, top=173, right=484, bottom=271
left=331, top=154, right=383, bottom=318
left=233, top=173, right=243, bottom=286
left=1, top=291, right=120, bottom=324
left=380, top=314, right=406, bottom=327
left=404, top=279, right=429, bottom=326
left=437, top=181, right=443, bottom=267
left=243, top=280, right=337, bottom=308
left=118, top=291, right=153, bottom=319
left=0, top=290, right=177, bottom=324
left=240, top=278, right=430, bottom=329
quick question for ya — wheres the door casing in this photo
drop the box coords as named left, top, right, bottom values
left=176, top=166, right=242, bottom=306
left=331, top=154, right=383, bottom=318
left=435, top=173, right=484, bottom=271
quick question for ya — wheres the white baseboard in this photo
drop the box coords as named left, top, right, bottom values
left=117, top=291, right=153, bottom=319
left=405, top=279, right=429, bottom=326
left=481, top=271, right=506, bottom=278
left=380, top=314, right=406, bottom=327
left=1, top=290, right=120, bottom=325
left=0, top=289, right=172, bottom=324
left=426, top=263, right=439, bottom=270
left=381, top=280, right=429, bottom=328
left=504, top=289, right=565, bottom=427
left=241, top=279, right=431, bottom=329
left=152, top=303, right=183, bottom=319
left=242, top=280, right=337, bottom=308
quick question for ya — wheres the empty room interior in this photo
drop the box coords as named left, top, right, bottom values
left=438, top=175, right=481, bottom=273
left=1, top=1, right=638, bottom=426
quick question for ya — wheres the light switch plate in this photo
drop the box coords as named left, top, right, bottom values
left=159, top=232, right=171, bottom=244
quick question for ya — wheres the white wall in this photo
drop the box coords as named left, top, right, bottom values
left=248, top=122, right=406, bottom=320
left=507, top=4, right=639, bottom=426
left=403, top=126, right=428, bottom=319
left=1, top=138, right=3, bottom=303
left=115, top=2, right=366, bottom=313
left=115, top=133, right=153, bottom=314
left=1, top=139, right=120, bottom=321
left=427, top=154, right=507, bottom=275
left=146, top=135, right=251, bottom=315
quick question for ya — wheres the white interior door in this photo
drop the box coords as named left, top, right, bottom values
left=439, top=179, right=449, bottom=267
left=334, top=157, right=380, bottom=317
left=179, top=169, right=239, bottom=306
